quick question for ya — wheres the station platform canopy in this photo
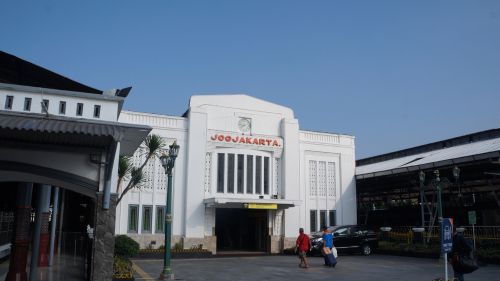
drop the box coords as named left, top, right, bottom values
left=355, top=128, right=500, bottom=227
left=357, top=137, right=500, bottom=179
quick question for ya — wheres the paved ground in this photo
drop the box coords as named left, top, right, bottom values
left=132, top=254, right=500, bottom=281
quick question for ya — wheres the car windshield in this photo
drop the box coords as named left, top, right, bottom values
left=311, top=226, right=343, bottom=236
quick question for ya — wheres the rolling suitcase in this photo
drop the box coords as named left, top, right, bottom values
left=324, top=253, right=337, bottom=267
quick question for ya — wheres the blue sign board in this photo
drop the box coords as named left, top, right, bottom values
left=441, top=218, right=453, bottom=254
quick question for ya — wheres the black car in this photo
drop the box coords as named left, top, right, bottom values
left=309, top=225, right=379, bottom=256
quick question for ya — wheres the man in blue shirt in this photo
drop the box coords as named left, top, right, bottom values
left=322, top=226, right=334, bottom=266
left=322, top=226, right=333, bottom=248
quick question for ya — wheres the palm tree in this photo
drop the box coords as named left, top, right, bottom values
left=117, top=156, right=133, bottom=193
left=116, top=134, right=166, bottom=205
left=129, top=167, right=147, bottom=190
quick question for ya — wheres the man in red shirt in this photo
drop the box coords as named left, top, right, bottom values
left=294, top=228, right=312, bottom=268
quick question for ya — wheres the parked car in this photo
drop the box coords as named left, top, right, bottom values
left=309, top=225, right=379, bottom=256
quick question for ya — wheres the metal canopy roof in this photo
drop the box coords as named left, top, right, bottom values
left=0, top=111, right=151, bottom=155
left=356, top=138, right=500, bottom=179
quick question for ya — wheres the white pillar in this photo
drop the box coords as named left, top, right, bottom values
left=281, top=118, right=300, bottom=238
left=184, top=107, right=208, bottom=239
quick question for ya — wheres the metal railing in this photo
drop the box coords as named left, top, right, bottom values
left=0, top=212, right=14, bottom=246
left=371, top=225, right=500, bottom=248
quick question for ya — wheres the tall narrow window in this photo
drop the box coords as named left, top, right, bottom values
left=204, top=153, right=212, bottom=193
left=4, top=96, right=13, bottom=110
left=142, top=206, right=152, bottom=233
left=227, top=154, right=235, bottom=193
left=217, top=153, right=224, bottom=193
left=246, top=155, right=253, bottom=194
left=327, top=163, right=335, bottom=197
left=76, top=103, right=83, bottom=116
left=320, top=210, right=326, bottom=229
left=318, top=162, right=326, bottom=197
left=309, top=161, right=317, bottom=196
left=264, top=157, right=269, bottom=194
left=329, top=210, right=336, bottom=226
left=59, top=101, right=66, bottom=115
left=237, top=154, right=244, bottom=193
left=255, top=156, right=262, bottom=194
left=41, top=99, right=49, bottom=113
left=310, top=210, right=317, bottom=233
left=128, top=205, right=138, bottom=233
left=93, top=105, right=101, bottom=118
left=156, top=206, right=165, bottom=233
left=24, top=98, right=32, bottom=111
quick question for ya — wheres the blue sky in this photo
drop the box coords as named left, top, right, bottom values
left=1, top=1, right=499, bottom=159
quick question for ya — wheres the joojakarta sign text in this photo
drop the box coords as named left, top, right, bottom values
left=210, top=134, right=282, bottom=147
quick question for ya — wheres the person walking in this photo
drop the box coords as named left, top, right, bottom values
left=321, top=226, right=335, bottom=267
left=448, top=226, right=473, bottom=281
left=294, top=228, right=312, bottom=268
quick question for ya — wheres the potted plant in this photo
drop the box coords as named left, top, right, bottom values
left=113, top=235, right=140, bottom=281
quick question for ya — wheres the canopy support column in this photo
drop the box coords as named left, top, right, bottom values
left=6, top=183, right=33, bottom=281
left=49, top=187, right=59, bottom=266
left=37, top=186, right=52, bottom=267
left=57, top=189, right=66, bottom=254
left=29, top=184, right=51, bottom=281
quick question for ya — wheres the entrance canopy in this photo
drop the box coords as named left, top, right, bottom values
left=204, top=197, right=301, bottom=209
left=0, top=111, right=151, bottom=156
left=0, top=111, right=151, bottom=197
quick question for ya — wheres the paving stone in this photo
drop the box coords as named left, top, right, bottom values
left=132, top=254, right=500, bottom=281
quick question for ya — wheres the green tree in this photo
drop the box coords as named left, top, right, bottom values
left=116, top=156, right=133, bottom=193
left=116, top=134, right=167, bottom=205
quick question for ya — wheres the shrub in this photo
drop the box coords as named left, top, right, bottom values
left=113, top=256, right=133, bottom=278
left=115, top=235, right=140, bottom=257
left=159, top=244, right=165, bottom=250
left=475, top=248, right=500, bottom=259
left=174, top=243, right=183, bottom=250
left=378, top=241, right=440, bottom=254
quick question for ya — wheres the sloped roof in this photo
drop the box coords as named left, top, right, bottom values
left=356, top=137, right=500, bottom=178
left=0, top=50, right=102, bottom=94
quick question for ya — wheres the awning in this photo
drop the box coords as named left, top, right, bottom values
left=356, top=137, right=500, bottom=179
left=0, top=111, right=151, bottom=155
left=203, top=197, right=301, bottom=209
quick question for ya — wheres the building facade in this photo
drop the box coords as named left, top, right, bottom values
left=0, top=81, right=151, bottom=280
left=116, top=95, right=356, bottom=253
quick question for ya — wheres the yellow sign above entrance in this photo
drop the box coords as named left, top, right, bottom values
left=244, top=203, right=277, bottom=209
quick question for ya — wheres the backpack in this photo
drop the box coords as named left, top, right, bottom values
left=452, top=234, right=478, bottom=274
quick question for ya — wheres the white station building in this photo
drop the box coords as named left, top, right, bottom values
left=116, top=95, right=356, bottom=253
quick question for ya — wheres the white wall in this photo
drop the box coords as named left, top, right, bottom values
left=115, top=95, right=357, bottom=248
left=0, top=88, right=120, bottom=122
left=184, top=107, right=208, bottom=238
left=299, top=130, right=357, bottom=233
left=116, top=110, right=188, bottom=236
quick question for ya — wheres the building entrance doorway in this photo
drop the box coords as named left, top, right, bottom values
left=216, top=208, right=267, bottom=252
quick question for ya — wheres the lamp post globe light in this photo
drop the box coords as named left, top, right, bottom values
left=418, top=166, right=460, bottom=262
left=159, top=141, right=180, bottom=280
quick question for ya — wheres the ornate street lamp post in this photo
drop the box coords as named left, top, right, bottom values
left=419, top=166, right=460, bottom=262
left=159, top=141, right=180, bottom=280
